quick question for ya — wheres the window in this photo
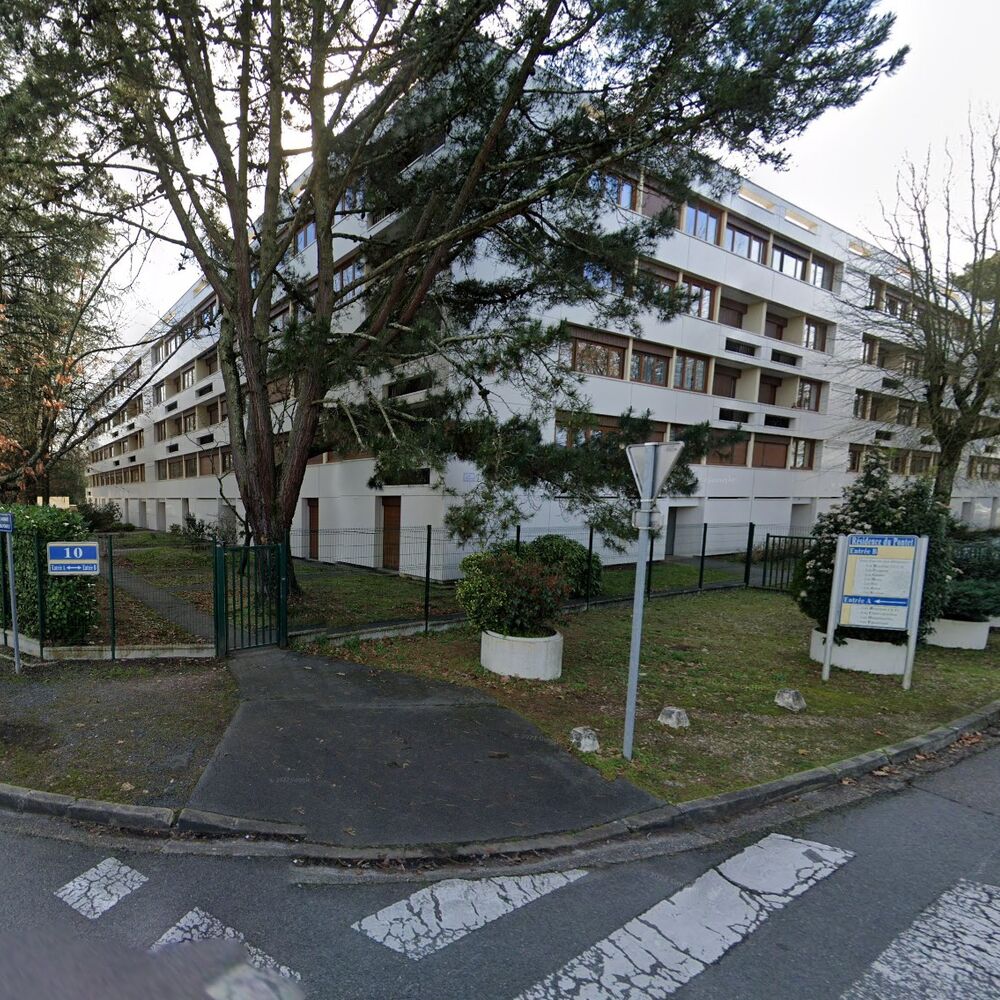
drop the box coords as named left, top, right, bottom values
left=901, top=354, right=922, bottom=377
left=758, top=375, right=782, bottom=406
left=910, top=452, right=932, bottom=475
left=153, top=383, right=165, bottom=405
left=589, top=173, right=636, bottom=211
left=182, top=410, right=197, bottom=433
left=809, top=256, right=833, bottom=290
left=803, top=319, right=827, bottom=351
left=849, top=444, right=864, bottom=472
left=718, top=299, right=746, bottom=329
left=204, top=353, right=218, bottom=376
left=673, top=352, right=708, bottom=392
left=154, top=420, right=168, bottom=442
left=771, top=350, right=799, bottom=367
left=563, top=330, right=627, bottom=379
left=764, top=314, right=786, bottom=340
left=180, top=367, right=195, bottom=390
left=295, top=220, right=317, bottom=253
left=221, top=448, right=234, bottom=472
left=771, top=244, right=807, bottom=280
left=337, top=182, right=364, bottom=214
left=853, top=392, right=868, bottom=419
left=167, top=458, right=183, bottom=479
left=764, top=414, right=791, bottom=428
left=752, top=435, right=789, bottom=469
left=712, top=365, right=741, bottom=398
left=207, top=402, right=219, bottom=425
left=199, top=302, right=216, bottom=327
left=184, top=455, right=197, bottom=478
left=706, top=432, right=748, bottom=467
left=896, top=402, right=915, bottom=426
left=718, top=408, right=750, bottom=422
left=333, top=257, right=365, bottom=301
left=387, top=373, right=434, bottom=398
left=684, top=202, right=720, bottom=243
left=863, top=337, right=881, bottom=366
left=199, top=452, right=218, bottom=477
left=790, top=439, right=815, bottom=470
left=889, top=452, right=907, bottom=475
left=796, top=379, right=821, bottom=411
left=583, top=263, right=624, bottom=293
left=682, top=278, right=715, bottom=319
left=725, top=224, right=765, bottom=263
left=630, top=347, right=670, bottom=386
left=725, top=338, right=756, bottom=357
left=884, top=293, right=909, bottom=320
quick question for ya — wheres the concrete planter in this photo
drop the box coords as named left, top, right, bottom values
left=480, top=629, right=563, bottom=680
left=809, top=629, right=907, bottom=676
left=927, top=618, right=991, bottom=651
left=989, top=615, right=1000, bottom=631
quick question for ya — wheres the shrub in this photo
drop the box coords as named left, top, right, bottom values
left=525, top=534, right=603, bottom=598
left=0, top=504, right=98, bottom=644
left=77, top=499, right=121, bottom=533
left=942, top=580, right=1000, bottom=622
left=456, top=551, right=569, bottom=637
left=953, top=544, right=1000, bottom=583
left=181, top=514, right=213, bottom=548
left=794, top=452, right=953, bottom=643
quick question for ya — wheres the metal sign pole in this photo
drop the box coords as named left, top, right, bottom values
left=822, top=535, right=848, bottom=682
left=902, top=536, right=929, bottom=691
left=6, top=533, right=20, bottom=675
left=623, top=442, right=657, bottom=761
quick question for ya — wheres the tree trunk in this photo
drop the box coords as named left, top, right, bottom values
left=933, top=441, right=963, bottom=507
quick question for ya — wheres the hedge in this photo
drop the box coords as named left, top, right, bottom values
left=0, top=504, right=98, bottom=644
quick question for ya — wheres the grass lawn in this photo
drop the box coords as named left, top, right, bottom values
left=0, top=657, right=237, bottom=806
left=301, top=589, right=1000, bottom=802
left=600, top=560, right=739, bottom=600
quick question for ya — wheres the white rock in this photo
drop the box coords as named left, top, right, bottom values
left=569, top=726, right=600, bottom=752
left=657, top=706, right=690, bottom=729
left=775, top=688, right=807, bottom=712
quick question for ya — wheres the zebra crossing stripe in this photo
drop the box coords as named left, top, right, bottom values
left=840, top=879, right=1000, bottom=999
left=151, top=907, right=301, bottom=982
left=54, top=857, right=148, bottom=920
left=353, top=870, right=589, bottom=960
left=514, top=833, right=853, bottom=999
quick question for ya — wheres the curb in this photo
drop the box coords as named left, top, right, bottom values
left=4, top=698, right=1000, bottom=858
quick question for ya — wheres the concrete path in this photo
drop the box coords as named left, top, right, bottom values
left=111, top=565, right=215, bottom=643
left=185, top=648, right=659, bottom=846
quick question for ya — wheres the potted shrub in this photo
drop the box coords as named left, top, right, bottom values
left=524, top=534, right=602, bottom=598
left=928, top=580, right=1000, bottom=650
left=456, top=550, right=569, bottom=679
left=953, top=545, right=1000, bottom=629
left=795, top=453, right=953, bottom=676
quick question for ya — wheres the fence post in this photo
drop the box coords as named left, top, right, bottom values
left=278, top=542, right=288, bottom=647
left=697, top=523, right=708, bottom=590
left=0, top=531, right=7, bottom=644
left=34, top=531, right=45, bottom=659
left=585, top=525, right=594, bottom=610
left=213, top=544, right=226, bottom=656
left=424, top=524, right=432, bottom=634
left=515, top=525, right=521, bottom=554
left=762, top=533, right=772, bottom=589
left=743, top=522, right=755, bottom=588
left=107, top=534, right=116, bottom=660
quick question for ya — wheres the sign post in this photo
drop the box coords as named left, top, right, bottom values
left=822, top=533, right=928, bottom=690
left=622, top=441, right=684, bottom=760
left=0, top=513, right=21, bottom=674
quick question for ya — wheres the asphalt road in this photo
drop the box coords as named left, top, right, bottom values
left=2, top=745, right=1000, bottom=999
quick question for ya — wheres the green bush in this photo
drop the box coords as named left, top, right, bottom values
left=456, top=551, right=568, bottom=637
left=794, top=452, right=953, bottom=643
left=524, top=534, right=603, bottom=598
left=953, top=544, right=1000, bottom=583
left=0, top=504, right=97, bottom=644
left=942, top=579, right=1000, bottom=622
left=77, top=499, right=121, bottom=533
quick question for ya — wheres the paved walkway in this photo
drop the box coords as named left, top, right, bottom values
left=185, top=648, right=659, bottom=847
left=112, top=565, right=215, bottom=643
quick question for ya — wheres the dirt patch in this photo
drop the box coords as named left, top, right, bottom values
left=0, top=657, right=238, bottom=807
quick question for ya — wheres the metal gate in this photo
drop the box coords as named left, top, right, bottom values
left=213, top=543, right=288, bottom=654
left=759, top=533, right=812, bottom=592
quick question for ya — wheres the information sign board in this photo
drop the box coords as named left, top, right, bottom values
left=0, top=513, right=12, bottom=533
left=840, top=534, right=918, bottom=631
left=46, top=542, right=100, bottom=575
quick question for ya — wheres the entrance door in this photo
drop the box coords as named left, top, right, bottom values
left=664, top=507, right=677, bottom=556
left=381, top=496, right=401, bottom=570
left=307, top=498, right=319, bottom=560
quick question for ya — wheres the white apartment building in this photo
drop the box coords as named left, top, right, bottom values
left=84, top=175, right=1000, bottom=572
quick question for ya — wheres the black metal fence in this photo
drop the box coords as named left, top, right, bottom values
left=759, top=533, right=813, bottom=592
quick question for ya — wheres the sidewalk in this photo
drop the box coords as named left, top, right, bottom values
left=184, top=648, right=659, bottom=847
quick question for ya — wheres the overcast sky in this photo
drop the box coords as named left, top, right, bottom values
left=119, top=0, right=997, bottom=342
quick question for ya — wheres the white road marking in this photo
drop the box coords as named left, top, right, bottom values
left=514, top=833, right=853, bottom=999
left=354, top=869, right=589, bottom=960
left=54, top=857, right=148, bottom=920
left=840, top=879, right=1000, bottom=1000
left=151, top=907, right=301, bottom=982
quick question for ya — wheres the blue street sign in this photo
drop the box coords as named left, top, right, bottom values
left=46, top=542, right=100, bottom=575
left=0, top=513, right=12, bottom=533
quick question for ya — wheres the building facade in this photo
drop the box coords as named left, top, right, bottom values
left=84, top=175, right=1000, bottom=571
